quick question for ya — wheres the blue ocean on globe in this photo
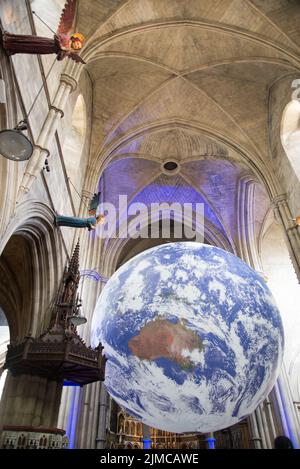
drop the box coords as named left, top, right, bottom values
left=91, top=242, right=284, bottom=433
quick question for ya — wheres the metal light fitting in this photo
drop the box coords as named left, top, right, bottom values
left=68, top=314, right=87, bottom=327
left=0, top=120, right=33, bottom=161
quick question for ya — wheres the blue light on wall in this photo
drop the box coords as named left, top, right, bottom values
left=64, top=383, right=81, bottom=449
left=205, top=433, right=216, bottom=450
left=143, top=438, right=152, bottom=449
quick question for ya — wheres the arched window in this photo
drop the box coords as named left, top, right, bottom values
left=261, top=216, right=300, bottom=401
left=63, top=94, right=87, bottom=210
left=130, top=422, right=135, bottom=435
left=0, top=307, right=9, bottom=399
left=281, top=99, right=300, bottom=180
left=124, top=421, right=129, bottom=435
left=118, top=413, right=124, bottom=433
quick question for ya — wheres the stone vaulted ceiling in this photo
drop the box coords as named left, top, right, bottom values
left=75, top=0, right=300, bottom=254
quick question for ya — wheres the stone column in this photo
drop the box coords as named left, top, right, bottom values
left=142, top=424, right=152, bottom=449
left=64, top=386, right=81, bottom=449
left=275, top=367, right=300, bottom=449
left=57, top=386, right=72, bottom=433
left=238, top=212, right=275, bottom=449
left=260, top=403, right=273, bottom=448
left=95, top=383, right=110, bottom=449
left=248, top=414, right=262, bottom=449
left=0, top=372, right=62, bottom=427
left=254, top=406, right=268, bottom=448
left=90, top=382, right=101, bottom=447
left=83, top=382, right=99, bottom=448
left=272, top=194, right=300, bottom=281
left=264, top=396, right=277, bottom=444
left=237, top=175, right=263, bottom=270
left=0, top=372, right=62, bottom=431
left=17, top=64, right=82, bottom=202
left=273, top=383, right=290, bottom=439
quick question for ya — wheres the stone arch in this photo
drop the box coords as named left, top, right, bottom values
left=0, top=201, right=66, bottom=433
left=99, top=212, right=234, bottom=277
left=0, top=201, right=64, bottom=339
left=281, top=99, right=300, bottom=181
left=86, top=119, right=280, bottom=203
left=84, top=19, right=300, bottom=66
left=0, top=234, right=34, bottom=342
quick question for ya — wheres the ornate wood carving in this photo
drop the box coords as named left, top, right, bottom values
left=4, top=241, right=106, bottom=386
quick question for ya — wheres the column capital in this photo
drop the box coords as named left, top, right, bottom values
left=33, top=144, right=50, bottom=157
left=272, top=193, right=288, bottom=208
left=81, top=189, right=94, bottom=200
left=49, top=105, right=64, bottom=119
left=60, top=73, right=78, bottom=92
left=238, top=172, right=256, bottom=184
left=17, top=172, right=37, bottom=198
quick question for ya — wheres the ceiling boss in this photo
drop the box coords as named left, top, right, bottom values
left=1, top=0, right=85, bottom=64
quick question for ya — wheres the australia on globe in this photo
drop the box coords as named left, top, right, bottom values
left=91, top=242, right=284, bottom=433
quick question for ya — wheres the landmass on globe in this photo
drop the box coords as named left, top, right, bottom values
left=128, top=318, right=203, bottom=370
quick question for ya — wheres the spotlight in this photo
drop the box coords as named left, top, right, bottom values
left=43, top=158, right=50, bottom=172
left=0, top=120, right=33, bottom=161
left=68, top=314, right=87, bottom=327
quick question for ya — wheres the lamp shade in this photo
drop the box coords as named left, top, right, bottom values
left=0, top=129, right=33, bottom=161
left=69, top=315, right=87, bottom=327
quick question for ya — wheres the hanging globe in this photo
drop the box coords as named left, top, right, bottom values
left=92, top=242, right=284, bottom=433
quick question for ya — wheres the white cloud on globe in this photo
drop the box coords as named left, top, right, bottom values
left=91, top=242, right=284, bottom=433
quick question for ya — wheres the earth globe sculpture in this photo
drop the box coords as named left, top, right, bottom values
left=91, top=242, right=284, bottom=433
